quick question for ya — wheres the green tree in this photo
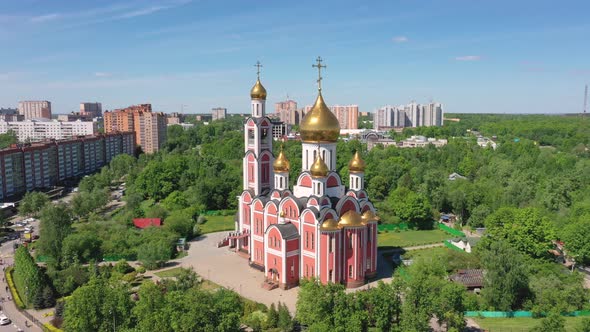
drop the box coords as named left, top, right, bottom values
left=387, top=187, right=433, bottom=229
left=266, top=303, right=279, bottom=329
left=577, top=318, right=590, bottom=332
left=13, top=246, right=45, bottom=308
left=61, top=232, right=103, bottom=266
left=0, top=131, right=17, bottom=149
left=132, top=282, right=170, bottom=332
left=562, top=218, right=590, bottom=265
left=479, top=240, right=530, bottom=311
left=530, top=311, right=565, bottom=332
left=366, top=280, right=402, bottom=331
left=485, top=207, right=555, bottom=258
left=19, top=191, right=50, bottom=217
left=277, top=302, right=294, bottom=331
left=38, top=203, right=73, bottom=267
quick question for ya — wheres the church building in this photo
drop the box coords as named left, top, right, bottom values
left=234, top=58, right=379, bottom=289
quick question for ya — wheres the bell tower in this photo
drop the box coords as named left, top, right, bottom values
left=243, top=61, right=274, bottom=195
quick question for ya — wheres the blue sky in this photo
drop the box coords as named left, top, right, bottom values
left=0, top=0, right=589, bottom=114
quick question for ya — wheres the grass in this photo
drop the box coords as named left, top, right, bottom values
left=199, top=215, right=234, bottom=234
left=377, top=229, right=450, bottom=248
left=155, top=267, right=185, bottom=278
left=473, top=316, right=588, bottom=331
left=154, top=267, right=221, bottom=290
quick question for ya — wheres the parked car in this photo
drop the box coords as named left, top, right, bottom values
left=0, top=314, right=11, bottom=325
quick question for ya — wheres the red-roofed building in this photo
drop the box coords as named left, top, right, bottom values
left=133, top=218, right=162, bottom=229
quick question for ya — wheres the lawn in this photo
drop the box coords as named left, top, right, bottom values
left=154, top=267, right=221, bottom=290
left=155, top=267, right=185, bottom=278
left=377, top=229, right=450, bottom=248
left=473, top=316, right=588, bottom=331
left=199, top=215, right=235, bottom=234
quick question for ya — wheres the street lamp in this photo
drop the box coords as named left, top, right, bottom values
left=25, top=286, right=28, bottom=307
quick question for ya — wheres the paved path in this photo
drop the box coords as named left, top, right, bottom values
left=404, top=242, right=445, bottom=251
left=156, top=231, right=397, bottom=313
left=0, top=226, right=42, bottom=332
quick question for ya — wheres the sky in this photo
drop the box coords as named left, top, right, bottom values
left=0, top=0, right=589, bottom=114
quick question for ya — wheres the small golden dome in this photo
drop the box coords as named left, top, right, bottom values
left=273, top=146, right=290, bottom=172
left=348, top=151, right=366, bottom=173
left=320, top=218, right=339, bottom=231
left=338, top=210, right=364, bottom=228
left=361, top=210, right=380, bottom=225
left=250, top=79, right=267, bottom=100
left=299, top=93, right=340, bottom=142
left=309, top=154, right=329, bottom=178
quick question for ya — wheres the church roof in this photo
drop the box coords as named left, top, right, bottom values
left=274, top=223, right=299, bottom=240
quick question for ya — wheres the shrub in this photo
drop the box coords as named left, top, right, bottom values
left=6, top=267, right=25, bottom=308
left=135, top=266, right=146, bottom=274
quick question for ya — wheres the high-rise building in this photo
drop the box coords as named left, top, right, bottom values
left=304, top=104, right=359, bottom=129
left=275, top=100, right=304, bottom=125
left=212, top=107, right=227, bottom=121
left=79, top=102, right=102, bottom=118
left=103, top=104, right=166, bottom=154
left=133, top=110, right=167, bottom=154
left=373, top=101, right=443, bottom=130
left=330, top=105, right=359, bottom=129
left=18, top=101, right=52, bottom=120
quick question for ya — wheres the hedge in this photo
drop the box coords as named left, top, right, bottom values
left=43, top=322, right=64, bottom=332
left=5, top=267, right=26, bottom=309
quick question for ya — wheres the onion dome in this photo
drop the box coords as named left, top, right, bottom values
left=250, top=79, right=267, bottom=100
left=273, top=146, right=290, bottom=172
left=299, top=93, right=340, bottom=142
left=338, top=210, right=364, bottom=228
left=348, top=151, right=366, bottom=173
left=309, top=154, right=329, bottom=178
left=320, top=218, right=339, bottom=231
left=361, top=210, right=380, bottom=225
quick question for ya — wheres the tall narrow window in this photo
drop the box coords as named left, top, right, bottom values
left=349, top=265, right=353, bottom=278
left=311, top=233, right=314, bottom=250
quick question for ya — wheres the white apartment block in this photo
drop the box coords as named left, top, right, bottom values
left=374, top=102, right=443, bottom=130
left=0, top=119, right=96, bottom=142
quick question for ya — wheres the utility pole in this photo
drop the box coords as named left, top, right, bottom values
left=584, top=84, right=588, bottom=114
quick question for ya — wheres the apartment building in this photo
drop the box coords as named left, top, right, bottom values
left=0, top=132, right=134, bottom=200
left=79, top=103, right=102, bottom=118
left=18, top=101, right=52, bottom=120
left=0, top=119, right=97, bottom=142
left=374, top=102, right=443, bottom=130
left=104, top=104, right=166, bottom=154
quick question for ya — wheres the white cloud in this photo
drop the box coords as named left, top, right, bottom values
left=392, top=36, right=408, bottom=43
left=455, top=55, right=481, bottom=61
left=94, top=72, right=112, bottom=77
left=116, top=6, right=168, bottom=19
left=30, top=13, right=61, bottom=23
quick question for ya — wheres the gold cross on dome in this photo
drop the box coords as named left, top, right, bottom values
left=312, top=56, right=326, bottom=91
left=254, top=61, right=263, bottom=79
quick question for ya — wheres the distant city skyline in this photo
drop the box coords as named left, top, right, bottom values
left=0, top=0, right=589, bottom=114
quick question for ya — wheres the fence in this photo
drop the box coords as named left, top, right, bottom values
left=443, top=240, right=467, bottom=252
left=377, top=223, right=410, bottom=231
left=437, top=222, right=466, bottom=237
left=464, top=310, right=590, bottom=318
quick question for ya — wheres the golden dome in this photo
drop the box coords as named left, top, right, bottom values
left=273, top=146, right=290, bottom=172
left=250, top=79, right=267, bottom=100
left=299, top=93, right=340, bottom=142
left=309, top=154, right=329, bottom=178
left=338, top=210, right=364, bottom=228
left=320, top=218, right=339, bottom=231
left=348, top=151, right=366, bottom=173
left=361, top=210, right=380, bottom=225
